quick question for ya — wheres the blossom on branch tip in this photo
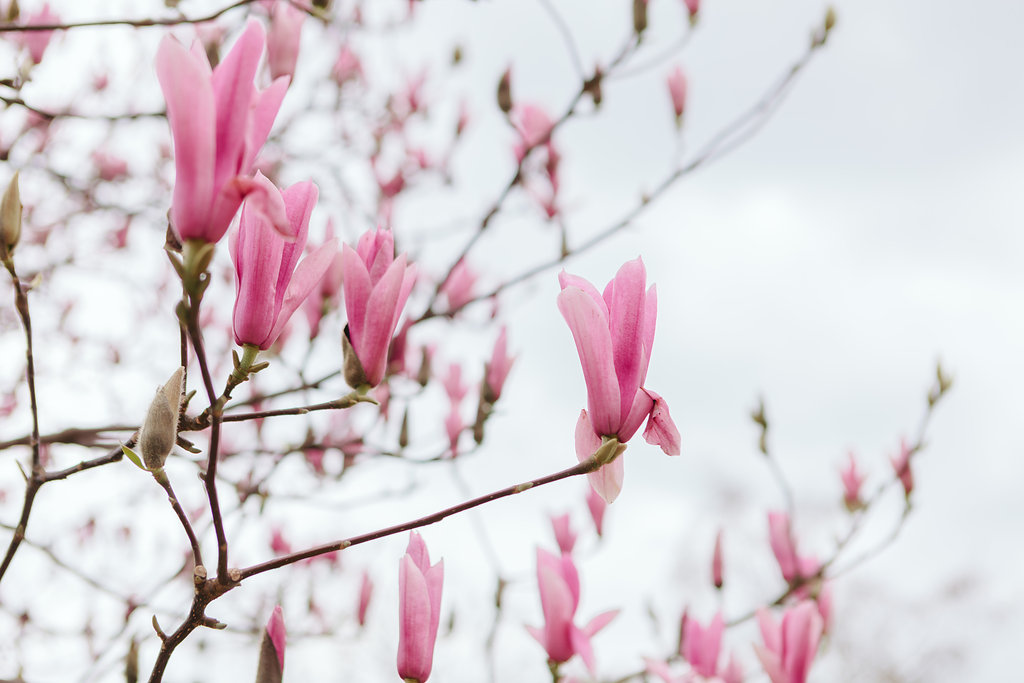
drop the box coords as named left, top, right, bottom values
left=397, top=532, right=443, bottom=683
left=254, top=605, right=285, bottom=683
left=526, top=549, right=616, bottom=673
left=483, top=327, right=514, bottom=403
left=682, top=612, right=723, bottom=678
left=265, top=1, right=305, bottom=80
left=755, top=602, right=823, bottom=683
left=341, top=228, right=417, bottom=387
left=891, top=438, right=914, bottom=497
left=559, top=258, right=680, bottom=500
left=156, top=20, right=288, bottom=243
left=230, top=175, right=336, bottom=350
left=357, top=570, right=374, bottom=627
left=667, top=66, right=688, bottom=125
left=551, top=513, right=577, bottom=555
left=840, top=451, right=866, bottom=511
left=14, top=4, right=59, bottom=65
left=512, top=104, right=553, bottom=162
left=439, top=259, right=478, bottom=312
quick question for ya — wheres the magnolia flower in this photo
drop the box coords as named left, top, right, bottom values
left=230, top=175, right=336, bottom=350
left=512, top=104, right=553, bottom=162
left=755, top=602, right=823, bottom=683
left=840, top=451, right=866, bottom=510
left=559, top=259, right=681, bottom=501
left=712, top=529, right=724, bottom=589
left=526, top=549, right=616, bottom=673
left=667, top=65, right=687, bottom=125
left=14, top=4, right=59, bottom=65
left=255, top=605, right=286, bottom=683
left=341, top=229, right=417, bottom=387
left=332, top=44, right=364, bottom=86
left=397, top=532, right=443, bottom=683
left=266, top=1, right=305, bottom=80
left=439, top=259, right=478, bottom=312
left=357, top=570, right=374, bottom=627
left=550, top=514, right=577, bottom=555
left=682, top=612, right=723, bottom=678
left=891, top=438, right=914, bottom=497
left=156, top=20, right=288, bottom=243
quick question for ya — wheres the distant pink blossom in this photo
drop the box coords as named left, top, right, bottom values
left=585, top=486, right=607, bottom=537
left=442, top=363, right=468, bottom=404
left=357, top=570, right=374, bottom=627
left=512, top=104, right=553, bottom=162
left=265, top=0, right=305, bottom=80
left=445, top=408, right=463, bottom=457
left=397, top=533, right=443, bottom=683
left=440, top=259, right=478, bottom=312
left=840, top=451, right=866, bottom=510
left=332, top=44, right=364, bottom=86
left=755, top=602, right=823, bottom=683
left=667, top=65, right=688, bottom=123
left=484, top=327, right=514, bottom=402
left=890, top=438, right=914, bottom=497
left=156, top=20, right=288, bottom=243
left=14, top=3, right=59, bottom=64
left=92, top=151, right=128, bottom=182
left=550, top=513, right=577, bottom=555
left=768, top=511, right=798, bottom=583
left=341, top=228, right=417, bottom=387
left=526, top=548, right=617, bottom=673
left=712, top=529, right=724, bottom=589
left=683, top=0, right=700, bottom=18
left=682, top=612, right=723, bottom=678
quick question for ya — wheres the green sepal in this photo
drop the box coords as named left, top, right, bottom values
left=121, top=445, right=147, bottom=471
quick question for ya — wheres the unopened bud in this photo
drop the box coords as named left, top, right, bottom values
left=824, top=6, right=837, bottom=33
left=633, top=0, right=648, bottom=36
left=7, top=0, right=19, bottom=22
left=496, top=67, right=512, bottom=114
left=1, top=171, right=23, bottom=255
left=138, top=367, right=184, bottom=470
left=399, top=407, right=410, bottom=449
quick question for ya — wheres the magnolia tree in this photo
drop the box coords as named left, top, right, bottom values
left=0, top=1, right=949, bottom=682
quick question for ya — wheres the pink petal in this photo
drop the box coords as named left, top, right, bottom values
left=642, top=390, right=681, bottom=455
left=156, top=35, right=215, bottom=241
left=211, top=20, right=266, bottom=190
left=558, top=287, right=619, bottom=435
left=398, top=555, right=432, bottom=681
left=606, top=258, right=648, bottom=423
left=266, top=238, right=337, bottom=347
left=342, top=244, right=372, bottom=351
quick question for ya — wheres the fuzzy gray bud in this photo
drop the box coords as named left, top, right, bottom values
left=138, top=368, right=184, bottom=470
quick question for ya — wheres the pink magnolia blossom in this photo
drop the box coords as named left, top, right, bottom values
left=575, top=410, right=624, bottom=503
left=440, top=259, right=478, bottom=312
left=230, top=175, right=336, bottom=350
left=332, top=44, right=364, bottom=86
left=891, top=437, right=914, bottom=497
left=682, top=612, right=723, bottom=678
left=484, top=327, right=514, bottom=402
left=558, top=258, right=679, bottom=449
left=442, top=363, right=468, bottom=404
left=683, top=0, right=700, bottom=18
left=255, top=605, right=285, bottom=683
left=550, top=513, right=577, bottom=555
left=755, top=602, right=823, bottom=683
left=585, top=486, right=607, bottom=537
left=156, top=20, right=288, bottom=243
left=341, top=228, right=417, bottom=387
left=398, top=532, right=443, bottom=683
left=269, top=527, right=292, bottom=556
left=840, top=451, right=866, bottom=510
left=667, top=65, right=688, bottom=123
left=711, top=529, right=724, bottom=589
left=357, top=569, right=374, bottom=627
left=512, top=104, right=553, bottom=162
left=445, top=408, right=463, bottom=457
left=14, top=3, right=59, bottom=65
left=266, top=1, right=305, bottom=80
left=92, top=151, right=128, bottom=182
left=526, top=549, right=617, bottom=673
left=768, top=511, right=798, bottom=583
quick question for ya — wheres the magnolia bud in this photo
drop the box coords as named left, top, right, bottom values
left=138, top=368, right=184, bottom=470
left=1, top=171, right=23, bottom=255
left=633, top=0, right=648, bottom=36
left=824, top=6, right=837, bottom=32
left=496, top=67, right=512, bottom=114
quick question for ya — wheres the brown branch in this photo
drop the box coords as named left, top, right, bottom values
left=0, top=0, right=259, bottom=33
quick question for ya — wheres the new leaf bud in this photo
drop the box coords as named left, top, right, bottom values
left=1, top=171, right=23, bottom=255
left=496, top=67, right=513, bottom=114
left=633, top=0, right=648, bottom=36
left=138, top=368, right=184, bottom=470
